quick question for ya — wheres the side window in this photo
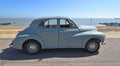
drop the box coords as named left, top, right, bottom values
left=39, top=20, right=44, bottom=28
left=44, top=19, right=57, bottom=28
left=60, top=19, right=70, bottom=28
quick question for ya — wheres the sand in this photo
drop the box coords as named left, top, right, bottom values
left=97, top=26, right=120, bottom=38
left=0, top=26, right=24, bottom=38
left=0, top=26, right=120, bottom=38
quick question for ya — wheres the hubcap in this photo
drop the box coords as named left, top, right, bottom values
left=88, top=42, right=98, bottom=52
left=27, top=42, right=38, bottom=53
left=29, top=45, right=36, bottom=50
left=89, top=43, right=96, bottom=49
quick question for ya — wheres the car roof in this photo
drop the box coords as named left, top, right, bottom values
left=30, top=16, right=71, bottom=28
left=36, top=16, right=70, bottom=20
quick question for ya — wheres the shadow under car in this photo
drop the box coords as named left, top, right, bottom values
left=0, top=48, right=99, bottom=61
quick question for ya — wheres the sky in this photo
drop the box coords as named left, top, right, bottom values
left=0, top=0, right=120, bottom=18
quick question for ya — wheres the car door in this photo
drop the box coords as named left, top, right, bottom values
left=59, top=19, right=81, bottom=48
left=38, top=19, right=59, bottom=48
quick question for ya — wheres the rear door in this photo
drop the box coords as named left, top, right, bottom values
left=38, top=19, right=59, bottom=48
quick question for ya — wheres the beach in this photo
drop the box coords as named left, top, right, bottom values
left=0, top=26, right=120, bottom=38
left=97, top=26, right=120, bottom=38
left=0, top=26, right=24, bottom=38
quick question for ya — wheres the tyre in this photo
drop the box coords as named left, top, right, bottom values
left=85, top=40, right=100, bottom=53
left=23, top=40, right=41, bottom=55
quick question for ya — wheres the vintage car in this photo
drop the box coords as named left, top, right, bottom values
left=10, top=17, right=106, bottom=54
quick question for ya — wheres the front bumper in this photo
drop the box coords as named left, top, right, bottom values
left=101, top=39, right=106, bottom=45
left=101, top=42, right=106, bottom=45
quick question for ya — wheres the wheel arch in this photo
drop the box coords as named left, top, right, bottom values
left=22, top=39, right=42, bottom=49
left=82, top=38, right=101, bottom=48
left=87, top=38, right=101, bottom=44
left=85, top=38, right=101, bottom=53
left=23, top=34, right=45, bottom=49
left=21, top=34, right=45, bottom=49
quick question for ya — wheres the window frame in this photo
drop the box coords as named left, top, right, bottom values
left=39, top=18, right=58, bottom=29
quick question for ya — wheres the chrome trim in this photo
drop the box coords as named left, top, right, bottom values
left=10, top=43, right=13, bottom=47
left=101, top=41, right=106, bottom=45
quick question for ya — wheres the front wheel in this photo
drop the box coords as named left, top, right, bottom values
left=23, top=40, right=41, bottom=55
left=85, top=40, right=100, bottom=53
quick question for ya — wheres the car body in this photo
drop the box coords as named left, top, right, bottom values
left=10, top=17, right=106, bottom=54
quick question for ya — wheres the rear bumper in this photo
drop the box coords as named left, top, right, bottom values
left=10, top=43, right=13, bottom=48
left=10, top=37, right=26, bottom=49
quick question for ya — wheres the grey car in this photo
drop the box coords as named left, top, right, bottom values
left=10, top=17, right=106, bottom=54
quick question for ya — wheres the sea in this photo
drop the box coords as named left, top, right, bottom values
left=0, top=18, right=120, bottom=27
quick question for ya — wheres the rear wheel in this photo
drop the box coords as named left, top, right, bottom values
left=23, top=40, right=41, bottom=55
left=85, top=40, right=100, bottom=53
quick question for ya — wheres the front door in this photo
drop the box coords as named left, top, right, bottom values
left=59, top=19, right=81, bottom=48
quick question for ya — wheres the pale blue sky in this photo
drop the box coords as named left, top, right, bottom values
left=0, top=0, right=120, bottom=18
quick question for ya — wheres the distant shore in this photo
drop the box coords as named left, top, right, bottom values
left=0, top=26, right=120, bottom=38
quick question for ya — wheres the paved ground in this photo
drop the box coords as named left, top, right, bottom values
left=0, top=38, right=120, bottom=66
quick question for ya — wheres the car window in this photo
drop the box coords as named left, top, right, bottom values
left=44, top=19, right=57, bottom=28
left=60, top=19, right=71, bottom=28
left=60, top=19, right=70, bottom=28
left=39, top=20, right=44, bottom=28
left=60, top=19, right=77, bottom=28
left=68, top=19, right=78, bottom=28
